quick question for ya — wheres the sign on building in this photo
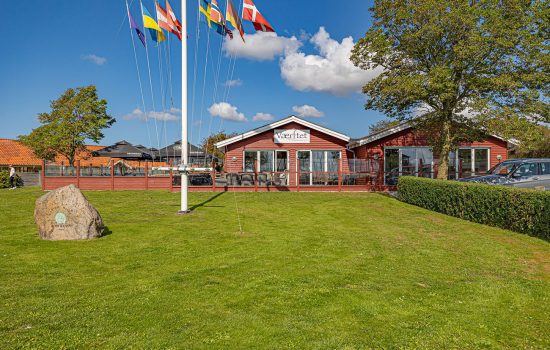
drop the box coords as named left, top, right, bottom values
left=274, top=129, right=310, bottom=144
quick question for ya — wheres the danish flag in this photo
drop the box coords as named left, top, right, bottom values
left=242, top=0, right=274, bottom=33
left=165, top=0, right=183, bottom=40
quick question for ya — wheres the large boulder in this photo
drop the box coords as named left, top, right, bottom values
left=35, top=185, right=104, bottom=240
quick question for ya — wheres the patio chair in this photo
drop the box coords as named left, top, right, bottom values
left=240, top=173, right=254, bottom=186
left=226, top=173, right=241, bottom=186
left=257, top=173, right=269, bottom=186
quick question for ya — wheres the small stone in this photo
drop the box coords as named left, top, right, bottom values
left=35, top=185, right=104, bottom=240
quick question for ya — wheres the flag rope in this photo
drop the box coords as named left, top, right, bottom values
left=189, top=0, right=203, bottom=163
left=125, top=0, right=154, bottom=155
left=196, top=28, right=211, bottom=154
left=205, top=35, right=225, bottom=163
left=154, top=6, right=169, bottom=164
left=140, top=0, right=162, bottom=161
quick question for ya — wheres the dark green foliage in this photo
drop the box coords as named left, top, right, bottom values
left=0, top=171, right=23, bottom=189
left=351, top=0, right=549, bottom=178
left=398, top=176, right=550, bottom=239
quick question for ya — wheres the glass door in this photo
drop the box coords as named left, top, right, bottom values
left=400, top=149, right=417, bottom=176
left=474, top=149, right=489, bottom=175
left=275, top=151, right=288, bottom=185
left=458, top=149, right=472, bottom=178
left=275, top=151, right=288, bottom=172
left=297, top=151, right=311, bottom=185
left=384, top=149, right=399, bottom=185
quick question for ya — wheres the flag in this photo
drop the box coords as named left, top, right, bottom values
left=166, top=0, right=183, bottom=40
left=156, top=1, right=181, bottom=40
left=242, top=0, right=274, bottom=32
left=199, top=0, right=211, bottom=28
left=226, top=0, right=245, bottom=42
left=129, top=10, right=146, bottom=47
left=210, top=0, right=230, bottom=37
left=142, top=4, right=166, bottom=42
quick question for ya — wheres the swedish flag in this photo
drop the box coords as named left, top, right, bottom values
left=142, top=4, right=166, bottom=43
left=199, top=0, right=212, bottom=28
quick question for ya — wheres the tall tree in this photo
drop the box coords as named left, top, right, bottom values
left=510, top=124, right=550, bottom=158
left=19, top=86, right=115, bottom=166
left=368, top=119, right=401, bottom=134
left=351, top=0, right=549, bottom=179
left=201, top=131, right=238, bottom=161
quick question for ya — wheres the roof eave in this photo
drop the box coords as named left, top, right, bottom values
left=215, top=115, right=350, bottom=149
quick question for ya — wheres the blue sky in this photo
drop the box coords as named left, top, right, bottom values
left=0, top=0, right=386, bottom=148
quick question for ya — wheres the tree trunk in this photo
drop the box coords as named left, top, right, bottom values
left=436, top=119, right=453, bottom=180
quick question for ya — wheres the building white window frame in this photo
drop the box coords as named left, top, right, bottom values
left=296, top=150, right=341, bottom=185
left=242, top=150, right=289, bottom=173
left=455, top=147, right=491, bottom=178
left=383, top=146, right=434, bottom=185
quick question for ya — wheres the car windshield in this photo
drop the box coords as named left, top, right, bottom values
left=488, top=162, right=520, bottom=176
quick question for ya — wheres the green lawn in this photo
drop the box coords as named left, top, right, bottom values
left=0, top=187, right=549, bottom=349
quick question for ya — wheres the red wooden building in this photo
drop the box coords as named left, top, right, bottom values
left=216, top=116, right=513, bottom=190
left=215, top=116, right=351, bottom=188
left=348, top=122, right=511, bottom=186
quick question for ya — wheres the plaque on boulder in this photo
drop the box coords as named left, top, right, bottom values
left=35, top=184, right=104, bottom=240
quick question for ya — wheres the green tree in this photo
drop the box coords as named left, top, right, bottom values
left=19, top=85, right=115, bottom=166
left=201, top=131, right=238, bottom=161
left=368, top=119, right=401, bottom=134
left=351, top=0, right=549, bottom=179
left=510, top=124, right=550, bottom=158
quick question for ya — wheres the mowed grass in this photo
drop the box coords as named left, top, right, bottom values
left=0, top=188, right=549, bottom=349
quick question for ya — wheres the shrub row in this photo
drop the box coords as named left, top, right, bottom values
left=0, top=171, right=24, bottom=189
left=398, top=176, right=550, bottom=240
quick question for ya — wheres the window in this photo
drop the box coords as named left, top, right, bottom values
left=298, top=150, right=341, bottom=185
left=275, top=151, right=288, bottom=172
left=244, top=150, right=286, bottom=173
left=474, top=149, right=489, bottom=174
left=259, top=151, right=274, bottom=172
left=455, top=148, right=490, bottom=179
left=458, top=149, right=473, bottom=178
left=244, top=151, right=257, bottom=172
left=512, top=163, right=538, bottom=178
left=384, top=147, right=433, bottom=185
left=540, top=162, right=550, bottom=175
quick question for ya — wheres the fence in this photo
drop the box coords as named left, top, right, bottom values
left=41, top=159, right=387, bottom=192
left=41, top=158, right=470, bottom=192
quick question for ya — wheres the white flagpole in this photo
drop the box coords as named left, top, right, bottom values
left=180, top=0, right=189, bottom=213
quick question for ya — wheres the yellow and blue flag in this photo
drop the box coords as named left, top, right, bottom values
left=199, top=0, right=212, bottom=28
left=142, top=4, right=166, bottom=43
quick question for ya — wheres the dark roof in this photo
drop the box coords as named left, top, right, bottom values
left=92, top=140, right=153, bottom=160
left=158, top=141, right=206, bottom=158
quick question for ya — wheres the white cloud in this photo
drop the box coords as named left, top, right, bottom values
left=280, top=27, right=382, bottom=95
left=81, top=54, right=107, bottom=65
left=224, top=32, right=302, bottom=61
left=252, top=112, right=275, bottom=121
left=292, top=105, right=324, bottom=118
left=225, top=79, right=243, bottom=87
left=208, top=102, right=247, bottom=122
left=123, top=107, right=180, bottom=121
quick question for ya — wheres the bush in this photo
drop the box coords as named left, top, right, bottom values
left=0, top=171, right=24, bottom=189
left=398, top=176, right=550, bottom=240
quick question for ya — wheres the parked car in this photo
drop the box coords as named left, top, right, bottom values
left=459, top=158, right=550, bottom=190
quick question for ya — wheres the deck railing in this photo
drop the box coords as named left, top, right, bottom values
left=42, top=157, right=470, bottom=192
left=41, top=159, right=387, bottom=192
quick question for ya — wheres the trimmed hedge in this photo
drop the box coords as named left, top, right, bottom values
left=398, top=176, right=550, bottom=240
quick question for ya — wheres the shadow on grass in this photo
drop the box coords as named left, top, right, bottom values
left=101, top=226, right=113, bottom=237
left=190, top=192, right=226, bottom=211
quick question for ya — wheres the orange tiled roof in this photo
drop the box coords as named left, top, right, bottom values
left=0, top=139, right=165, bottom=168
